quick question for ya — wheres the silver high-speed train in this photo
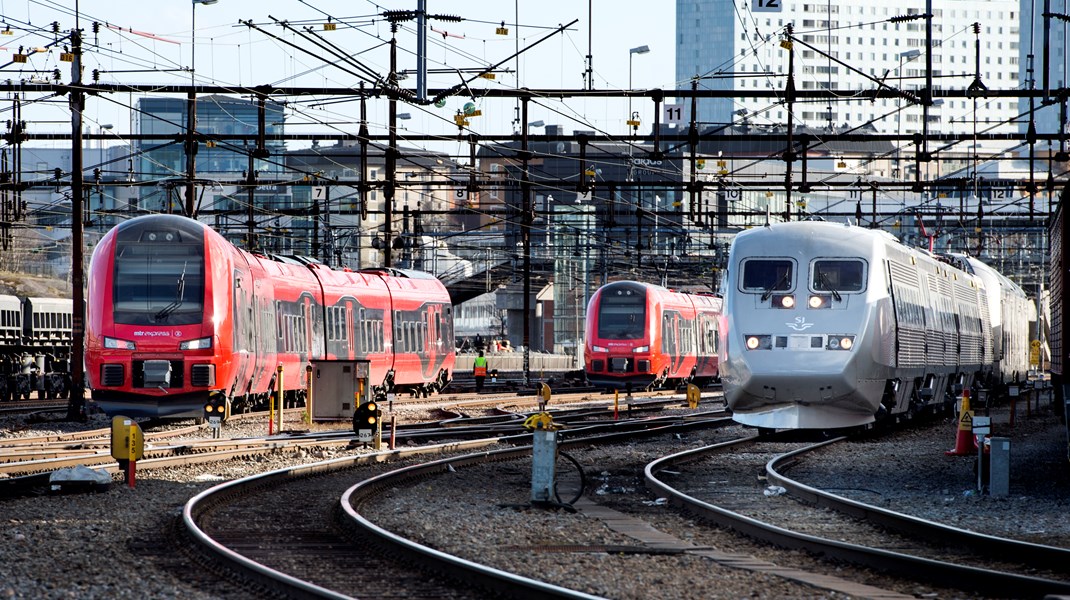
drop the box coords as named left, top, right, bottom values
left=721, top=221, right=1033, bottom=429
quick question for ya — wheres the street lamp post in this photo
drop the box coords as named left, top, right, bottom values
left=188, top=0, right=218, bottom=217
left=628, top=45, right=650, bottom=130
left=896, top=49, right=921, bottom=180
left=98, top=124, right=113, bottom=173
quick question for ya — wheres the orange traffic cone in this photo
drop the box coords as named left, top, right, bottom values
left=946, top=388, right=978, bottom=456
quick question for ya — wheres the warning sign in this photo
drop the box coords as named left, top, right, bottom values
left=958, top=410, right=974, bottom=431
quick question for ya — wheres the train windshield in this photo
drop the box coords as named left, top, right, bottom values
left=740, top=259, right=793, bottom=293
left=812, top=260, right=865, bottom=293
left=596, top=287, right=646, bottom=340
left=113, top=240, right=205, bottom=325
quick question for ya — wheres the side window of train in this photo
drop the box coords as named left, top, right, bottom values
left=812, top=259, right=866, bottom=293
left=740, top=259, right=794, bottom=292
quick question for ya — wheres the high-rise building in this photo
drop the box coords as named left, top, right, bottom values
left=676, top=0, right=1022, bottom=136
left=1019, top=0, right=1070, bottom=140
left=136, top=95, right=288, bottom=226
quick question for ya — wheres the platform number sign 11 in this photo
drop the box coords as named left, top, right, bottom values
left=753, top=0, right=782, bottom=12
left=663, top=103, right=684, bottom=125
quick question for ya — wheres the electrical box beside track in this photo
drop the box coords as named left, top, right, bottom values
left=310, top=359, right=370, bottom=422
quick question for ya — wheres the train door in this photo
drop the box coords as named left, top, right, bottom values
left=345, top=300, right=355, bottom=360
left=662, top=312, right=677, bottom=374
left=231, top=270, right=255, bottom=397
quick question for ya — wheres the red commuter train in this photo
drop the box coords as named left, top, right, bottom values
left=584, top=280, right=724, bottom=391
left=85, top=214, right=455, bottom=419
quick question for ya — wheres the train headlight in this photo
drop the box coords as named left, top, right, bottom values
left=809, top=294, right=833, bottom=309
left=103, top=336, right=136, bottom=350
left=180, top=337, right=213, bottom=350
left=633, top=345, right=649, bottom=353
left=592, top=345, right=608, bottom=353
left=826, top=335, right=855, bottom=350
left=745, top=335, right=771, bottom=350
left=771, top=294, right=795, bottom=309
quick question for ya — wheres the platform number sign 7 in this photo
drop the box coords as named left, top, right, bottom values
left=312, top=186, right=326, bottom=200
left=754, top=0, right=781, bottom=12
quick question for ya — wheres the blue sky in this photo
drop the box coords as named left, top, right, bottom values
left=3, top=1, right=676, bottom=144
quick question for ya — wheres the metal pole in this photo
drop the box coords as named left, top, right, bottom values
left=416, top=0, right=427, bottom=101
left=67, top=27, right=86, bottom=421
left=384, top=35, right=398, bottom=267
left=522, top=96, right=532, bottom=386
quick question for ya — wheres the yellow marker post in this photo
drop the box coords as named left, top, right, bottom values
left=274, top=365, right=284, bottom=435
left=613, top=390, right=619, bottom=421
left=304, top=365, right=313, bottom=425
left=110, top=416, right=144, bottom=488
left=686, top=384, right=701, bottom=409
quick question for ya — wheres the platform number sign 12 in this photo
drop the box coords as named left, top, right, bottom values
left=753, top=0, right=782, bottom=12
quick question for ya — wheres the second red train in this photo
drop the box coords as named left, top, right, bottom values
left=584, top=280, right=723, bottom=391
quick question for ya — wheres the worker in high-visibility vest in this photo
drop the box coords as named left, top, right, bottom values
left=473, top=350, right=488, bottom=392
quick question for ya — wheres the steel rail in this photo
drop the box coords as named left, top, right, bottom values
left=766, top=442, right=1070, bottom=572
left=645, top=436, right=1070, bottom=598
left=182, top=437, right=505, bottom=600
left=182, top=417, right=729, bottom=598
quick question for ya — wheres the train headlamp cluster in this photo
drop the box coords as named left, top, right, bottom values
left=771, top=294, right=795, bottom=309
left=744, top=334, right=855, bottom=351
left=827, top=335, right=855, bottom=350
left=808, top=294, right=834, bottom=309
left=745, top=335, right=772, bottom=350
left=179, top=336, right=213, bottom=350
left=632, top=345, right=649, bottom=353
left=103, top=336, right=136, bottom=350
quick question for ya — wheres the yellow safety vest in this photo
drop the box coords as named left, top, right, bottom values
left=473, top=356, right=487, bottom=376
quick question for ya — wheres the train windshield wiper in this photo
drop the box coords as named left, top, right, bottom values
left=817, top=271, right=842, bottom=302
left=760, top=272, right=789, bottom=302
left=154, top=263, right=187, bottom=321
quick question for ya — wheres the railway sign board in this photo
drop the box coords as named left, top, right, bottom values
left=753, top=0, right=782, bottom=12
left=972, top=416, right=991, bottom=436
left=663, top=103, right=684, bottom=125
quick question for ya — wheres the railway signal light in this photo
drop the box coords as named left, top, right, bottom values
left=204, top=391, right=229, bottom=433
left=354, top=401, right=382, bottom=446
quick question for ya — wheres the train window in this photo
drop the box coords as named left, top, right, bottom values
left=812, top=260, right=865, bottom=292
left=596, top=286, right=647, bottom=340
left=741, top=259, right=794, bottom=293
left=113, top=239, right=205, bottom=325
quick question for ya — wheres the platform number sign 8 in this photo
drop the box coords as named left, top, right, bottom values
left=753, top=0, right=781, bottom=12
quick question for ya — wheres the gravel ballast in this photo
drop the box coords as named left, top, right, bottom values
left=2, top=395, right=1068, bottom=599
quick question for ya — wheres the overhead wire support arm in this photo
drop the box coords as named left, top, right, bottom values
left=783, top=32, right=923, bottom=105
left=429, top=19, right=579, bottom=107
left=240, top=18, right=386, bottom=90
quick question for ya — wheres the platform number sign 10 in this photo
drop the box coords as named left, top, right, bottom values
left=753, top=0, right=782, bottom=12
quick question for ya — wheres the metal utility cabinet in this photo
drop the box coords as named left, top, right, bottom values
left=310, top=359, right=371, bottom=421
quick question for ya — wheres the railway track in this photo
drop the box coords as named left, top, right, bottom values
left=645, top=433, right=1070, bottom=597
left=0, top=390, right=721, bottom=498
left=182, top=410, right=736, bottom=599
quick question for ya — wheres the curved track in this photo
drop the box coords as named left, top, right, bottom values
left=645, top=434, right=1070, bottom=597
left=182, top=412, right=734, bottom=599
